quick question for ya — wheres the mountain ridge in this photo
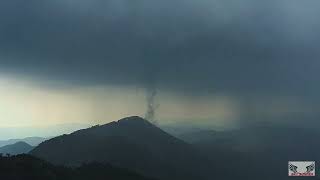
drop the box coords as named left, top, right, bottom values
left=0, top=141, right=34, bottom=155
left=0, top=137, right=47, bottom=147
left=31, top=116, right=212, bottom=180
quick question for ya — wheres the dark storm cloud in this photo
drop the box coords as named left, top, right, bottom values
left=0, top=0, right=320, bottom=97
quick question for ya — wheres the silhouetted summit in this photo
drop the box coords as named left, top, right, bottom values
left=0, top=141, right=34, bottom=155
left=31, top=116, right=212, bottom=180
left=0, top=137, right=47, bottom=147
left=118, top=116, right=150, bottom=124
left=74, top=116, right=162, bottom=136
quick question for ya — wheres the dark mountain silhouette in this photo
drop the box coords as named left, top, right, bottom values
left=0, top=137, right=47, bottom=147
left=0, top=154, right=155, bottom=180
left=31, top=116, right=213, bottom=180
left=0, top=142, right=34, bottom=155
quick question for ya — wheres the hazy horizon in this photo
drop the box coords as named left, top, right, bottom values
left=0, top=0, right=319, bottom=139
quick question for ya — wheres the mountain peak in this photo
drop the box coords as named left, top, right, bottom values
left=118, top=116, right=146, bottom=121
left=117, top=116, right=151, bottom=125
left=0, top=141, right=34, bottom=155
left=31, top=116, right=209, bottom=180
left=12, top=141, right=30, bottom=146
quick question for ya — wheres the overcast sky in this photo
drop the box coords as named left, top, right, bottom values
left=0, top=0, right=319, bottom=138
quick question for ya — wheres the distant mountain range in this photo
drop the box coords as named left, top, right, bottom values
left=179, top=124, right=320, bottom=179
left=0, top=137, right=47, bottom=147
left=0, top=116, right=315, bottom=180
left=0, top=142, right=34, bottom=155
left=184, top=124, right=320, bottom=156
left=0, top=154, right=155, bottom=180
left=31, top=116, right=213, bottom=180
left=0, top=123, right=90, bottom=142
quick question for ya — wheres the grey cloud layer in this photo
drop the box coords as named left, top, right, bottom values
left=0, top=0, right=320, bottom=97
